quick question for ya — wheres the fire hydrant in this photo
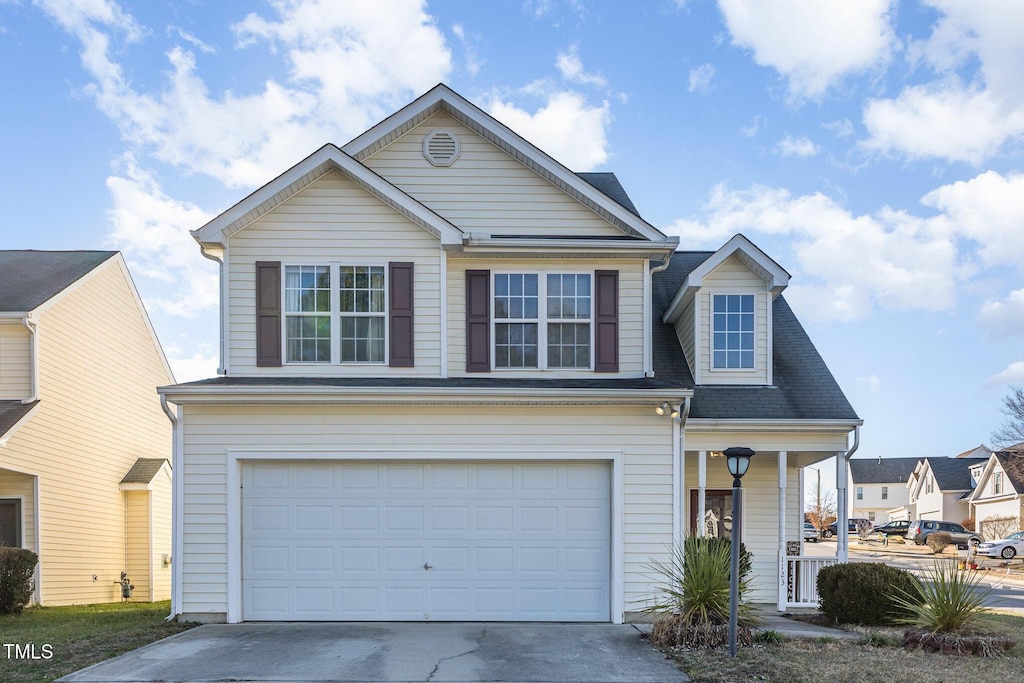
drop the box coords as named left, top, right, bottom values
left=116, top=572, right=134, bottom=600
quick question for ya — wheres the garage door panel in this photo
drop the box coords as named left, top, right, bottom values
left=242, top=461, right=610, bottom=621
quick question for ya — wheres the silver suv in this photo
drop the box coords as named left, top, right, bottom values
left=907, top=520, right=981, bottom=548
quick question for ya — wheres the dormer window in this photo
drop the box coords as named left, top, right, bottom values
left=712, top=294, right=754, bottom=369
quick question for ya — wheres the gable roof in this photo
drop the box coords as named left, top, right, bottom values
left=652, top=252, right=858, bottom=421
left=993, top=451, right=1024, bottom=494
left=120, top=458, right=170, bottom=485
left=576, top=173, right=641, bottom=217
left=924, top=456, right=987, bottom=491
left=849, top=457, right=920, bottom=485
left=0, top=251, right=117, bottom=312
left=342, top=83, right=673, bottom=244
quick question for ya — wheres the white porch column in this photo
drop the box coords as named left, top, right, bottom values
left=798, top=465, right=806, bottom=552
left=777, top=450, right=788, bottom=612
left=836, top=452, right=849, bottom=563
left=697, top=450, right=707, bottom=537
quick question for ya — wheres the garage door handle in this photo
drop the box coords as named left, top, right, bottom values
left=423, top=563, right=432, bottom=571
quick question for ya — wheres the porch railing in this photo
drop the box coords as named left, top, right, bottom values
left=783, top=556, right=838, bottom=608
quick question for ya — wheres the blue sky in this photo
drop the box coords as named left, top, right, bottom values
left=2, top=0, right=1022, bottom=476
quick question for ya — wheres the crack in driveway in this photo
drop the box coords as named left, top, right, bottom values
left=426, top=627, right=486, bottom=682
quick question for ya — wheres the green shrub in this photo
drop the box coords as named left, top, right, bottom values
left=0, top=547, right=38, bottom=615
left=927, top=531, right=952, bottom=554
left=644, top=536, right=760, bottom=648
left=893, top=559, right=993, bottom=634
left=817, top=562, right=921, bottom=626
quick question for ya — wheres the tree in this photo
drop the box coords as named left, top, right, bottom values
left=991, top=386, right=1024, bottom=450
left=805, top=475, right=837, bottom=532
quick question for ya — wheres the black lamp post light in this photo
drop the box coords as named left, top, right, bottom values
left=722, top=446, right=755, bottom=658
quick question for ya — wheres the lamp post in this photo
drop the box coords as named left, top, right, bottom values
left=723, top=446, right=755, bottom=657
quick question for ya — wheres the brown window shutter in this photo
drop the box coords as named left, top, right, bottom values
left=594, top=270, right=619, bottom=372
left=465, top=269, right=491, bottom=373
left=389, top=262, right=415, bottom=367
left=255, top=261, right=282, bottom=367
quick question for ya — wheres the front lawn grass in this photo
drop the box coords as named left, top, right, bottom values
left=0, top=600, right=196, bottom=683
left=662, top=612, right=1024, bottom=683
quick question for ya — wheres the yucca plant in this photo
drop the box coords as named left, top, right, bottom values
left=643, top=536, right=760, bottom=648
left=893, top=559, right=993, bottom=634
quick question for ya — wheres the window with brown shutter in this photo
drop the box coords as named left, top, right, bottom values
left=389, top=262, right=414, bottom=367
left=465, top=270, right=491, bottom=372
left=594, top=270, right=619, bottom=372
left=255, top=261, right=282, bottom=367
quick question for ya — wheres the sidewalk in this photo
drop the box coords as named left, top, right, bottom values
left=752, top=606, right=861, bottom=640
left=849, top=537, right=1024, bottom=583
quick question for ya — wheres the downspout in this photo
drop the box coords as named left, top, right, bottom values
left=647, top=252, right=674, bottom=377
left=160, top=394, right=182, bottom=621
left=21, top=316, right=38, bottom=404
left=836, top=425, right=860, bottom=563
left=676, top=396, right=691, bottom=545
left=198, top=245, right=226, bottom=376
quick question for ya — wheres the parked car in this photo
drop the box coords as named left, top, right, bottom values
left=906, top=520, right=982, bottom=548
left=803, top=522, right=819, bottom=542
left=871, top=520, right=910, bottom=537
left=821, top=518, right=871, bottom=538
left=976, top=531, right=1024, bottom=560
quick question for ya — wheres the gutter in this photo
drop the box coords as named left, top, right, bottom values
left=837, top=424, right=860, bottom=563
left=198, top=244, right=227, bottom=376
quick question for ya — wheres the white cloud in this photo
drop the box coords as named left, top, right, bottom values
left=823, top=118, right=854, bottom=138
left=988, top=361, right=1024, bottom=387
left=168, top=25, right=215, bottom=54
left=451, top=23, right=482, bottom=77
left=163, top=343, right=219, bottom=383
left=979, top=288, right=1024, bottom=338
left=775, top=135, right=818, bottom=158
left=556, top=45, right=607, bottom=88
left=688, top=63, right=715, bottom=94
left=487, top=90, right=611, bottom=171
left=717, top=0, right=897, bottom=99
left=740, top=115, right=765, bottom=137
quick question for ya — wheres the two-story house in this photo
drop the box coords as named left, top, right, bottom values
left=0, top=251, right=173, bottom=604
left=904, top=455, right=987, bottom=526
left=848, top=457, right=920, bottom=524
left=969, top=447, right=1024, bottom=538
left=159, top=84, right=860, bottom=623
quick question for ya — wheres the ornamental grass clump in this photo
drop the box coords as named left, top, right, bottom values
left=643, top=536, right=760, bottom=649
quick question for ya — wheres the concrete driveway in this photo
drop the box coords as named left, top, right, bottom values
left=58, top=622, right=687, bottom=683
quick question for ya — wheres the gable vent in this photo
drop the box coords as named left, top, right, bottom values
left=423, top=129, right=460, bottom=166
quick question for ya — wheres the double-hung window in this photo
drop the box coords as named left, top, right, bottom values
left=995, top=471, right=1004, bottom=495
left=881, top=486, right=888, bottom=500
left=711, top=294, right=754, bottom=369
left=283, top=264, right=386, bottom=364
left=493, top=272, right=592, bottom=370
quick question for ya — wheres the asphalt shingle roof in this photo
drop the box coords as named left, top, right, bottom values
left=0, top=251, right=116, bottom=312
left=120, top=458, right=169, bottom=484
left=994, top=450, right=1024, bottom=494
left=0, top=400, right=37, bottom=440
left=576, top=172, right=642, bottom=217
left=849, top=457, right=921, bottom=485
left=925, top=456, right=988, bottom=491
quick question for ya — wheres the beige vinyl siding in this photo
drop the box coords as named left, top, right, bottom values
left=125, top=491, right=150, bottom=601
left=0, top=323, right=32, bottom=399
left=178, top=404, right=674, bottom=622
left=673, top=296, right=696, bottom=377
left=0, top=469, right=35, bottom=551
left=363, top=113, right=624, bottom=238
left=227, top=170, right=443, bottom=376
left=446, top=259, right=646, bottom=377
left=697, top=255, right=770, bottom=385
left=151, top=471, right=172, bottom=601
left=0, top=259, right=172, bottom=605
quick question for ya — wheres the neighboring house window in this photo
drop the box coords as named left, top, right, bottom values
left=712, top=294, right=754, bottom=369
left=925, top=476, right=934, bottom=494
left=283, top=264, right=387, bottom=364
left=856, top=486, right=863, bottom=500
left=881, top=486, right=888, bottom=500
left=868, top=511, right=876, bottom=522
left=995, top=471, right=1004, bottom=495
left=493, top=273, right=592, bottom=369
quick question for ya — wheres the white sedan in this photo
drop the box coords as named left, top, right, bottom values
left=976, top=531, right=1024, bottom=560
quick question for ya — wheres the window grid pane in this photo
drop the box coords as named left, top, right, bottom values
left=340, top=314, right=385, bottom=362
left=711, top=294, right=754, bottom=369
left=340, top=266, right=385, bottom=313
left=285, top=314, right=331, bottom=362
left=284, top=265, right=331, bottom=362
left=495, top=322, right=538, bottom=368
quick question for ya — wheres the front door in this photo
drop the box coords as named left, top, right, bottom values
left=0, top=500, right=21, bottom=547
left=690, top=489, right=733, bottom=540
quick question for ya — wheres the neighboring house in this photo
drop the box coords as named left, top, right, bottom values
left=904, top=456, right=987, bottom=525
left=969, top=448, right=1024, bottom=539
left=159, top=84, right=860, bottom=624
left=847, top=457, right=919, bottom=524
left=0, top=251, right=173, bottom=604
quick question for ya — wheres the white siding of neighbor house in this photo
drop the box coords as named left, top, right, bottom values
left=915, top=487, right=971, bottom=524
left=227, top=170, right=444, bottom=376
left=695, top=255, right=770, bottom=385
left=0, top=469, right=34, bottom=551
left=974, top=499, right=1023, bottom=536
left=178, top=404, right=674, bottom=622
left=446, top=259, right=646, bottom=378
left=0, top=259, right=172, bottom=605
left=362, top=112, right=625, bottom=238
left=684, top=454, right=802, bottom=604
left=0, top=323, right=32, bottom=400
left=851, top=482, right=910, bottom=523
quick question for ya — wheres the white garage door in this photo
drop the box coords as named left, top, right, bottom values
left=241, top=461, right=611, bottom=621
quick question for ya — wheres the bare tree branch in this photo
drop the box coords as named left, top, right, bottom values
left=991, top=386, right=1024, bottom=449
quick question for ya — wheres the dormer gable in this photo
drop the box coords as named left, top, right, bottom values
left=970, top=450, right=1024, bottom=502
left=661, top=234, right=790, bottom=386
